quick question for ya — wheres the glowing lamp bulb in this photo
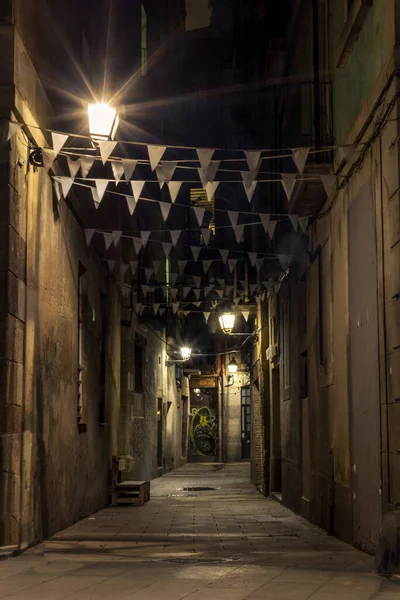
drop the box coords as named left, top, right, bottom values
left=227, top=358, right=238, bottom=374
left=180, top=347, right=191, bottom=360
left=219, top=313, right=235, bottom=334
left=88, top=103, right=119, bottom=141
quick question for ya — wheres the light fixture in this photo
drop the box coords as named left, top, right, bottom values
left=219, top=312, right=236, bottom=334
left=180, top=347, right=192, bottom=360
left=88, top=103, right=119, bottom=141
left=227, top=358, right=238, bottom=374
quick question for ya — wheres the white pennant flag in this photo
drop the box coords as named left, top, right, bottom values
left=197, top=148, right=214, bottom=170
left=292, top=147, right=310, bottom=174
left=299, top=217, right=310, bottom=233
left=145, top=268, right=153, bottom=283
left=67, top=156, right=81, bottom=179
left=183, top=286, right=192, bottom=298
left=321, top=174, right=336, bottom=199
left=243, top=181, right=257, bottom=202
left=42, top=149, right=56, bottom=171
left=172, top=302, right=179, bottom=314
left=226, top=285, right=233, bottom=296
left=205, top=286, right=212, bottom=297
left=168, top=181, right=182, bottom=203
left=153, top=260, right=162, bottom=275
left=51, top=132, right=68, bottom=157
left=178, top=260, right=187, bottom=274
left=227, top=211, right=239, bottom=228
left=122, top=159, right=137, bottom=180
left=234, top=224, right=244, bottom=243
left=203, top=312, right=211, bottom=322
left=244, top=150, right=262, bottom=173
left=241, top=170, right=256, bottom=188
left=95, top=180, right=108, bottom=203
left=131, top=181, right=145, bottom=202
left=133, top=237, right=142, bottom=255
left=112, top=230, right=122, bottom=246
left=233, top=297, right=240, bottom=305
left=159, top=201, right=171, bottom=222
left=161, top=161, right=177, bottom=182
left=120, top=264, right=129, bottom=279
left=170, top=230, right=181, bottom=246
left=241, top=310, right=250, bottom=322
left=91, top=188, right=100, bottom=209
left=259, top=213, right=270, bottom=233
left=59, top=176, right=74, bottom=199
left=265, top=220, right=277, bottom=239
left=289, top=215, right=299, bottom=231
left=153, top=303, right=160, bottom=315
left=281, top=173, right=297, bottom=201
left=219, top=249, right=229, bottom=263
left=6, top=121, right=23, bottom=141
left=98, top=140, right=117, bottom=165
left=80, top=155, right=95, bottom=178
left=206, top=161, right=220, bottom=182
left=111, top=162, right=124, bottom=184
left=216, top=289, right=224, bottom=298
left=198, top=168, right=207, bottom=188
left=103, top=233, right=113, bottom=250
left=193, top=294, right=201, bottom=302
left=205, top=181, right=219, bottom=201
left=171, top=287, right=178, bottom=299
left=193, top=276, right=201, bottom=288
left=203, top=260, right=212, bottom=273
left=256, top=258, right=264, bottom=272
left=277, top=254, right=291, bottom=270
left=202, top=228, right=211, bottom=245
left=162, top=242, right=172, bottom=258
left=193, top=206, right=205, bottom=227
left=142, top=285, right=150, bottom=297
left=141, top=231, right=151, bottom=247
left=191, top=246, right=201, bottom=261
left=248, top=252, right=257, bottom=267
left=84, top=229, right=95, bottom=246
left=155, top=166, right=167, bottom=188
left=148, top=145, right=166, bottom=171
left=126, top=196, right=136, bottom=216
left=107, top=260, right=116, bottom=272
left=228, top=259, right=238, bottom=273
left=135, top=302, right=142, bottom=314
left=130, top=261, right=138, bottom=275
left=159, top=308, right=165, bottom=316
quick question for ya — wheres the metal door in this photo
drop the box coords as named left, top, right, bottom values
left=189, top=388, right=218, bottom=461
left=348, top=180, right=381, bottom=552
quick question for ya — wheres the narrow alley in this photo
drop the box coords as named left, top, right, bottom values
left=0, top=464, right=397, bottom=600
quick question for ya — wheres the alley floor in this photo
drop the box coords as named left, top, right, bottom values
left=0, top=463, right=399, bottom=599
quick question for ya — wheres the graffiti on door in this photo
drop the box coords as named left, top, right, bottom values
left=189, top=406, right=218, bottom=457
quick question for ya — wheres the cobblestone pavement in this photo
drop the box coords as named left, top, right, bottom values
left=0, top=463, right=399, bottom=599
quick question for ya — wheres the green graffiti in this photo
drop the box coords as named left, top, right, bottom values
left=189, top=406, right=217, bottom=456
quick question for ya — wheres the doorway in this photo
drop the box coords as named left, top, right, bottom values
left=241, top=386, right=251, bottom=459
left=189, top=387, right=218, bottom=462
left=157, top=398, right=163, bottom=468
left=270, top=365, right=282, bottom=494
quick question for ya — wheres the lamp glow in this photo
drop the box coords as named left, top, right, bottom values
left=88, top=103, right=119, bottom=141
left=219, top=313, right=235, bottom=334
left=180, top=347, right=191, bottom=360
left=227, top=358, right=238, bottom=374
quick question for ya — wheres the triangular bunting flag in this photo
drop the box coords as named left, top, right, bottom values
left=162, top=242, right=172, bottom=258
left=171, top=287, right=178, bottom=299
left=292, top=147, right=310, bottom=174
left=202, top=229, right=211, bottom=245
left=159, top=201, right=172, bottom=222
left=67, top=156, right=80, bottom=179
left=59, top=176, right=74, bottom=199
left=226, top=285, right=233, bottom=296
left=119, top=264, right=129, bottom=279
left=193, top=276, right=201, bottom=288
left=171, top=272, right=178, bottom=285
left=126, top=196, right=136, bottom=216
left=168, top=181, right=182, bottom=204
left=135, top=302, right=142, bottom=314
left=233, top=297, right=240, bottom=305
left=112, top=230, right=122, bottom=246
left=145, top=268, right=153, bottom=283
left=206, top=161, right=220, bottom=182
left=142, top=285, right=150, bottom=297
left=178, top=260, right=187, bottom=274
left=133, top=238, right=142, bottom=255
left=191, top=246, right=201, bottom=261
left=244, top=150, right=261, bottom=173
left=98, top=140, right=117, bottom=165
left=148, top=145, right=166, bottom=171
left=193, top=206, right=205, bottom=227
left=103, top=233, right=113, bottom=250
left=80, top=155, right=95, bottom=178
left=172, top=302, right=179, bottom=314
left=219, top=249, right=229, bottom=263
left=234, top=225, right=244, bottom=243
left=265, top=220, right=277, bottom=239
left=248, top=252, right=257, bottom=267
left=6, top=121, right=23, bottom=141
left=275, top=283, right=282, bottom=294
left=241, top=310, right=250, bottom=322
left=161, top=161, right=177, bottom=182
left=216, top=289, right=223, bottom=298
left=84, top=229, right=95, bottom=246
left=289, top=215, right=299, bottom=231
left=198, top=168, right=207, bottom=188
left=205, top=181, right=219, bottom=201
left=122, top=159, right=138, bottom=181
left=183, top=287, right=192, bottom=298
left=194, top=289, right=201, bottom=300
left=299, top=217, right=310, bottom=233
left=51, top=132, right=69, bottom=157
left=42, top=149, right=56, bottom=171
left=107, top=260, right=116, bottom=272
left=243, top=181, right=257, bottom=202
left=321, top=174, right=336, bottom=199
left=203, top=312, right=211, bottom=322
left=227, top=211, right=239, bottom=229
left=250, top=283, right=257, bottom=294
left=197, top=148, right=214, bottom=170
left=111, top=162, right=124, bottom=184
left=153, top=303, right=160, bottom=315
left=241, top=170, right=256, bottom=189
left=155, top=165, right=167, bottom=188
left=204, top=286, right=212, bottom=297
left=91, top=188, right=100, bottom=209
left=95, top=179, right=108, bottom=203
left=141, top=231, right=151, bottom=247
left=159, top=308, right=165, bottom=316
left=170, top=230, right=181, bottom=246
left=153, top=261, right=162, bottom=275
left=277, top=254, right=291, bottom=270
left=203, top=260, right=212, bottom=273
left=259, top=213, right=270, bottom=233
left=255, top=258, right=264, bottom=272
left=130, top=261, right=138, bottom=275
left=131, top=181, right=145, bottom=201
left=281, top=173, right=297, bottom=201
left=228, top=259, right=238, bottom=273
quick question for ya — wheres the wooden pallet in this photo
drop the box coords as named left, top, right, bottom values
left=112, top=480, right=150, bottom=506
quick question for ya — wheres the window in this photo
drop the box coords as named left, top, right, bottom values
left=141, top=3, right=148, bottom=76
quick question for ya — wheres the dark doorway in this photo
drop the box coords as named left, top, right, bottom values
left=189, top=386, right=218, bottom=462
left=181, top=396, right=188, bottom=458
left=241, top=386, right=251, bottom=459
left=270, top=365, right=282, bottom=494
left=157, top=398, right=163, bottom=468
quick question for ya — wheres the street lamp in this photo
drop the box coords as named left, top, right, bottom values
left=219, top=312, right=236, bottom=334
left=227, top=358, right=238, bottom=374
left=88, top=103, right=119, bottom=141
left=180, top=347, right=192, bottom=360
